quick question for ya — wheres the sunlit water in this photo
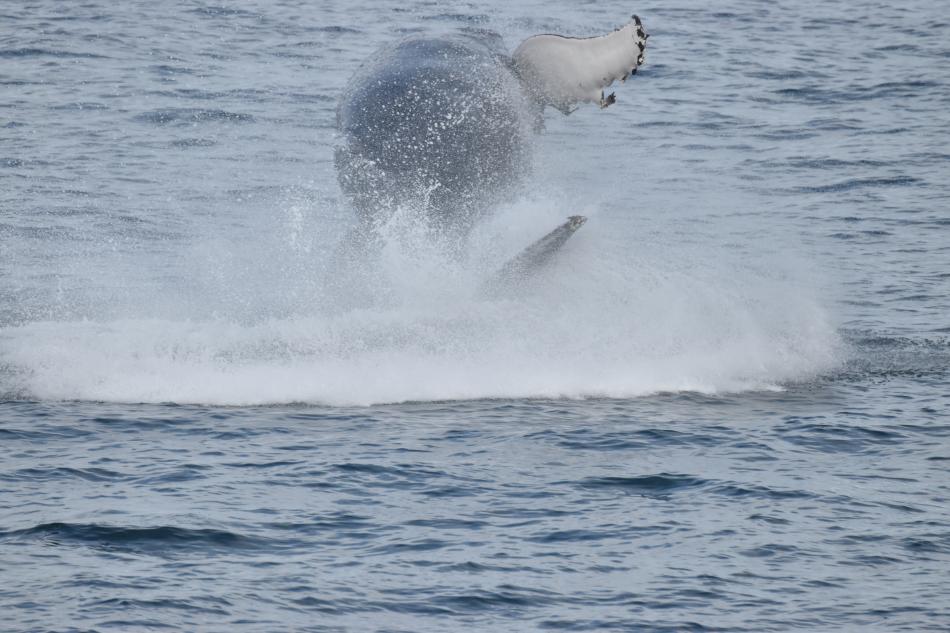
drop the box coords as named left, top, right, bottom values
left=1, top=0, right=948, bottom=630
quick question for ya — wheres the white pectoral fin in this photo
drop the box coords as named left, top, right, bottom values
left=513, top=15, right=648, bottom=113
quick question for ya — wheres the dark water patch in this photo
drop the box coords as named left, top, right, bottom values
left=486, top=506, right=572, bottom=519
left=740, top=543, right=805, bottom=558
left=288, top=594, right=350, bottom=613
left=753, top=127, right=820, bottom=141
left=835, top=333, right=950, bottom=383
left=866, top=79, right=941, bottom=95
left=793, top=176, right=921, bottom=194
left=551, top=428, right=721, bottom=451
left=709, top=483, right=812, bottom=500
left=333, top=462, right=395, bottom=475
left=771, top=85, right=831, bottom=104
left=170, top=137, right=217, bottom=148
left=304, top=25, right=362, bottom=34
left=430, top=586, right=555, bottom=613
left=638, top=120, right=679, bottom=128
left=64, top=575, right=159, bottom=591
left=334, top=462, right=445, bottom=481
left=802, top=118, right=862, bottom=132
left=1, top=466, right=128, bottom=483
left=144, top=88, right=236, bottom=100
left=264, top=513, right=376, bottom=534
left=135, top=464, right=211, bottom=485
left=0, top=522, right=270, bottom=555
left=747, top=68, right=811, bottom=80
left=527, top=528, right=620, bottom=544
left=874, top=43, right=919, bottom=52
left=96, top=618, right=177, bottom=629
left=748, top=513, right=791, bottom=525
left=224, top=459, right=302, bottom=469
left=853, top=127, right=911, bottom=136
left=422, top=484, right=489, bottom=498
left=841, top=554, right=903, bottom=566
left=0, top=423, right=92, bottom=440
left=190, top=5, right=263, bottom=19
left=773, top=80, right=940, bottom=104
left=369, top=598, right=455, bottom=616
left=906, top=151, right=950, bottom=163
left=36, top=11, right=111, bottom=22
left=791, top=157, right=890, bottom=170
left=404, top=518, right=488, bottom=530
left=901, top=534, right=950, bottom=555
left=830, top=533, right=891, bottom=547
left=0, top=48, right=108, bottom=59
left=133, top=108, right=255, bottom=126
left=433, top=560, right=534, bottom=574
left=370, top=538, right=449, bottom=554
left=777, top=421, right=905, bottom=454
left=539, top=617, right=719, bottom=632
left=421, top=13, right=490, bottom=24
left=86, top=595, right=231, bottom=616
left=150, top=64, right=195, bottom=77
left=50, top=102, right=108, bottom=111
left=848, top=333, right=950, bottom=351
left=576, top=474, right=707, bottom=496
left=278, top=91, right=335, bottom=103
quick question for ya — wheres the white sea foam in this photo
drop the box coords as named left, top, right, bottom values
left=0, top=195, right=841, bottom=406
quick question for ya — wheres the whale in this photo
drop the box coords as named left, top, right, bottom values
left=334, top=15, right=649, bottom=272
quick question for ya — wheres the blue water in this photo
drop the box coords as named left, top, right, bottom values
left=2, top=0, right=949, bottom=630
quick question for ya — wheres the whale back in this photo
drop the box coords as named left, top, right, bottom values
left=336, top=34, right=537, bottom=232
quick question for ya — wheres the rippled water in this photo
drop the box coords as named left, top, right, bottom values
left=2, top=0, right=949, bottom=630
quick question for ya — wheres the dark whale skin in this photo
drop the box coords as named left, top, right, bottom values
left=335, top=34, right=538, bottom=234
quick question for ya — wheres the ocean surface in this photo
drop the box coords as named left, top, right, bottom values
left=2, top=0, right=949, bottom=630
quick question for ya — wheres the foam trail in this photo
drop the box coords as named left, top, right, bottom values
left=0, top=197, right=841, bottom=406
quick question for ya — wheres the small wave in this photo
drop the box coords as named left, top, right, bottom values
left=170, top=137, right=217, bottom=148
left=577, top=474, right=815, bottom=501
left=50, top=101, right=109, bottom=112
left=133, top=108, right=255, bottom=126
left=0, top=48, right=108, bottom=59
left=150, top=64, right=195, bottom=76
left=87, top=596, right=230, bottom=616
left=303, top=25, right=362, bottom=34
left=430, top=587, right=555, bottom=612
left=421, top=13, right=490, bottom=24
left=0, top=466, right=127, bottom=483
left=578, top=473, right=707, bottom=494
left=0, top=522, right=266, bottom=555
left=189, top=5, right=261, bottom=19
left=793, top=176, right=921, bottom=194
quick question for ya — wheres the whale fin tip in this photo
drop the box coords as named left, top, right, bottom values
left=512, top=15, right=648, bottom=113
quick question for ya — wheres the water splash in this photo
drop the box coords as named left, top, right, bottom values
left=0, top=194, right=841, bottom=406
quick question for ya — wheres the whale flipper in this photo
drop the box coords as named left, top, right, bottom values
left=483, top=215, right=587, bottom=294
left=513, top=16, right=648, bottom=113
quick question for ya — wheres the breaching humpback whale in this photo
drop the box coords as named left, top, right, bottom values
left=335, top=15, right=649, bottom=276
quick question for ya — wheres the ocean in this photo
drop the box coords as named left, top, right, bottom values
left=1, top=0, right=948, bottom=630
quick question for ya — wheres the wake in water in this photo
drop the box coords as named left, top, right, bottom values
left=0, top=189, right=841, bottom=406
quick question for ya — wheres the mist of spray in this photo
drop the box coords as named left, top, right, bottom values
left=0, top=180, right=841, bottom=406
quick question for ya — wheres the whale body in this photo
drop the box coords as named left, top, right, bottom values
left=335, top=16, right=649, bottom=243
